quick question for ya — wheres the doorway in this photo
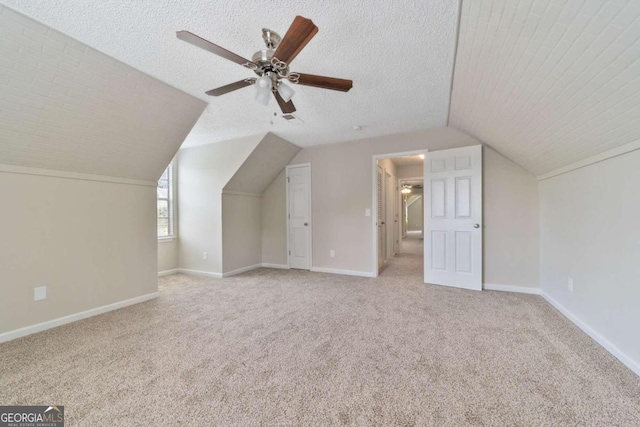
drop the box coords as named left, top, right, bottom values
left=286, top=163, right=312, bottom=270
left=373, top=151, right=425, bottom=277
left=400, top=178, right=424, bottom=254
left=372, top=146, right=484, bottom=289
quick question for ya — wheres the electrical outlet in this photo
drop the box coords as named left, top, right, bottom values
left=330, top=250, right=335, bottom=258
left=34, top=286, right=47, bottom=301
left=202, top=252, right=208, bottom=260
left=568, top=277, right=574, bottom=292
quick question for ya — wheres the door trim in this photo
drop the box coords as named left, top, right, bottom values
left=286, top=163, right=312, bottom=270
left=371, top=150, right=427, bottom=277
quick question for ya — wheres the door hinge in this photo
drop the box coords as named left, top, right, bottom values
left=289, top=250, right=291, bottom=255
left=288, top=214, right=290, bottom=219
left=287, top=176, right=290, bottom=183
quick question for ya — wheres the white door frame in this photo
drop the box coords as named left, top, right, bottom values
left=377, top=164, right=385, bottom=272
left=286, top=163, right=312, bottom=269
left=371, top=150, right=427, bottom=277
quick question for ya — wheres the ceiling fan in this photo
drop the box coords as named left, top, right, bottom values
left=176, top=16, right=353, bottom=114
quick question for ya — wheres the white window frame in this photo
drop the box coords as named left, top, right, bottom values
left=157, top=163, right=175, bottom=241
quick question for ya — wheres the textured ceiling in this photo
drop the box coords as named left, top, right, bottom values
left=450, top=0, right=640, bottom=176
left=0, top=5, right=206, bottom=181
left=2, top=0, right=460, bottom=148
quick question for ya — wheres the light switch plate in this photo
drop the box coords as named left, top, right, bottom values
left=365, top=208, right=371, bottom=217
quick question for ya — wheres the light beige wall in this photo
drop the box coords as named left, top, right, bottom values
left=261, top=170, right=288, bottom=267
left=406, top=192, right=423, bottom=231
left=262, top=127, right=539, bottom=287
left=158, top=158, right=179, bottom=273
left=397, top=164, right=423, bottom=179
left=0, top=171, right=157, bottom=334
left=483, top=147, right=539, bottom=288
left=180, top=133, right=298, bottom=275
left=178, top=135, right=263, bottom=275
left=540, top=149, right=640, bottom=370
left=158, top=241, right=178, bottom=273
left=222, top=194, right=262, bottom=273
left=287, top=127, right=479, bottom=274
left=377, top=158, right=397, bottom=177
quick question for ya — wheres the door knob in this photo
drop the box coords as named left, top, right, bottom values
left=304, top=222, right=308, bottom=226
left=474, top=224, right=480, bottom=228
left=381, top=221, right=385, bottom=225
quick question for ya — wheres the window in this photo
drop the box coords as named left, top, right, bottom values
left=157, top=163, right=174, bottom=238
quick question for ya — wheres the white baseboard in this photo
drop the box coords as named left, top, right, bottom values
left=0, top=292, right=159, bottom=344
left=177, top=268, right=223, bottom=279
left=541, top=291, right=640, bottom=378
left=310, top=267, right=376, bottom=278
left=158, top=268, right=179, bottom=277
left=222, top=264, right=262, bottom=278
left=483, top=283, right=541, bottom=295
left=261, top=263, right=289, bottom=270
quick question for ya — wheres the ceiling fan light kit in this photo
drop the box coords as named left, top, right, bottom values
left=176, top=16, right=353, bottom=114
left=277, top=82, right=295, bottom=103
left=255, top=90, right=271, bottom=106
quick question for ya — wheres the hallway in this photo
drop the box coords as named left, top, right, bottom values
left=379, top=231, right=423, bottom=280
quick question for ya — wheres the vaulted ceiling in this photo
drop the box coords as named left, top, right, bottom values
left=3, top=0, right=639, bottom=177
left=2, top=0, right=459, bottom=148
left=450, top=0, right=640, bottom=176
left=0, top=4, right=206, bottom=181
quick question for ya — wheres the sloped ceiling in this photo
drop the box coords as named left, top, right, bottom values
left=224, top=133, right=300, bottom=195
left=0, top=5, right=206, bottom=181
left=450, top=0, right=640, bottom=176
left=1, top=0, right=459, bottom=149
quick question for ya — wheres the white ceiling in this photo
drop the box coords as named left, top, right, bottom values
left=0, top=5, right=205, bottom=181
left=450, top=0, right=640, bottom=176
left=2, top=0, right=460, bottom=148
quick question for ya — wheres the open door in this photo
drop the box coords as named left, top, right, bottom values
left=424, top=145, right=482, bottom=290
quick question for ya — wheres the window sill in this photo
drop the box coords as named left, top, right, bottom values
left=158, top=236, right=176, bottom=243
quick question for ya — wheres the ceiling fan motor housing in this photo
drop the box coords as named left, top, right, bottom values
left=176, top=15, right=353, bottom=114
left=251, top=48, right=290, bottom=80
left=262, top=28, right=281, bottom=49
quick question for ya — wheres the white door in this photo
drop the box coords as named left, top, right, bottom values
left=287, top=164, right=311, bottom=270
left=377, top=165, right=385, bottom=271
left=424, top=145, right=482, bottom=290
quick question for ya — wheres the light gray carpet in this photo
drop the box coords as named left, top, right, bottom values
left=1, top=244, right=639, bottom=426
